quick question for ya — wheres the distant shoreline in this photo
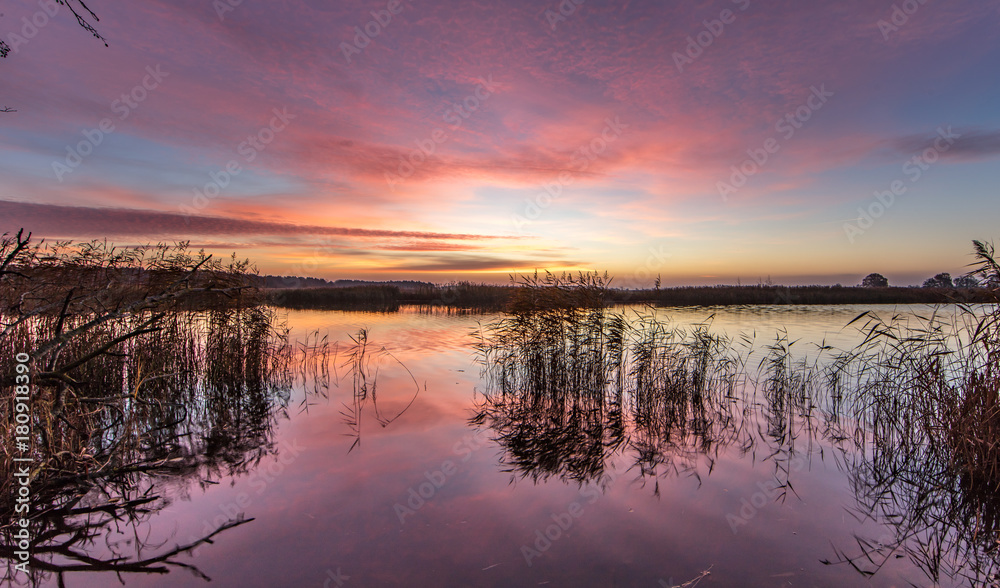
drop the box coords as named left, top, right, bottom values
left=265, top=283, right=994, bottom=311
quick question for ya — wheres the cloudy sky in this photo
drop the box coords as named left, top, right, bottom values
left=2, top=0, right=998, bottom=285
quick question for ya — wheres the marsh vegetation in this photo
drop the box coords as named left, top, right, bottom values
left=0, top=229, right=430, bottom=585
left=4, top=228, right=999, bottom=586
left=472, top=242, right=1000, bottom=586
left=266, top=274, right=994, bottom=312
left=0, top=231, right=305, bottom=584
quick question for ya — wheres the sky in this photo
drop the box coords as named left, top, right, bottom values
left=1, top=0, right=998, bottom=286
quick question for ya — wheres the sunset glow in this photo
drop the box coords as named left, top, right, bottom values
left=2, top=0, right=998, bottom=285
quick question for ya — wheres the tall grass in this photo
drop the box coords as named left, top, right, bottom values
left=0, top=235, right=288, bottom=492
left=473, top=271, right=811, bottom=486
left=841, top=241, right=1000, bottom=489
left=0, top=232, right=301, bottom=583
left=817, top=241, right=1000, bottom=584
left=473, top=272, right=621, bottom=483
left=0, top=304, right=298, bottom=584
left=0, top=231, right=346, bottom=584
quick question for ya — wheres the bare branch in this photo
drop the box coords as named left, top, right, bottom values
left=55, top=0, right=108, bottom=47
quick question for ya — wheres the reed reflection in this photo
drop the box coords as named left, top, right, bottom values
left=0, top=237, right=320, bottom=586
left=471, top=272, right=823, bottom=491
left=0, top=301, right=316, bottom=585
left=472, top=254, right=1000, bottom=586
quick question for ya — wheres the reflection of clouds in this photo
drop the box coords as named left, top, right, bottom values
left=47, top=308, right=975, bottom=587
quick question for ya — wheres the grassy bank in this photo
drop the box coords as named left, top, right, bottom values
left=268, top=284, right=402, bottom=311
left=645, top=284, right=993, bottom=306
left=266, top=281, right=512, bottom=311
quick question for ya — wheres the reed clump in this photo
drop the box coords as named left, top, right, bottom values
left=844, top=241, right=1000, bottom=493
left=471, top=242, right=1000, bottom=584
left=0, top=230, right=291, bottom=518
left=474, top=271, right=769, bottom=484
left=809, top=241, right=1000, bottom=584
left=268, top=284, right=401, bottom=311
left=939, top=240, right=1000, bottom=491
left=946, top=369, right=1000, bottom=490
left=473, top=272, right=627, bottom=483
left=478, top=272, right=615, bottom=403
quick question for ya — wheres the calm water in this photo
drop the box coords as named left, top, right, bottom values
left=18, top=304, right=992, bottom=587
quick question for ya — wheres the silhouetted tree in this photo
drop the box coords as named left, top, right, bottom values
left=955, top=275, right=981, bottom=288
left=861, top=273, right=888, bottom=288
left=922, top=272, right=954, bottom=288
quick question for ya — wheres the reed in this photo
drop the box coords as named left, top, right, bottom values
left=338, top=328, right=421, bottom=452
left=843, top=241, right=1000, bottom=490
left=0, top=302, right=297, bottom=585
left=0, top=232, right=291, bottom=518
left=473, top=243, right=1000, bottom=583
left=473, top=271, right=786, bottom=485
left=0, top=230, right=344, bottom=584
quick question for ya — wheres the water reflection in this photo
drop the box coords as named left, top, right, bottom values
left=0, top=309, right=316, bottom=587
left=7, top=301, right=998, bottom=586
left=473, top=302, right=1000, bottom=586
left=830, top=432, right=1000, bottom=586
left=472, top=308, right=821, bottom=489
left=339, top=328, right=421, bottom=452
left=1, top=482, right=253, bottom=584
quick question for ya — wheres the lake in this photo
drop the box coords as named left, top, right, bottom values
left=13, top=304, right=994, bottom=587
